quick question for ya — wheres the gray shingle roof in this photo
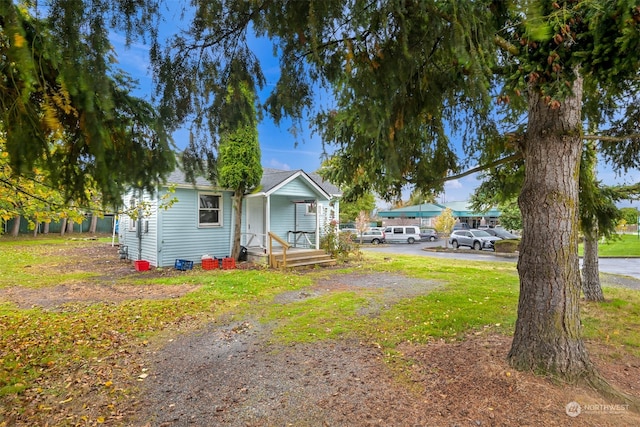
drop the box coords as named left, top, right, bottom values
left=307, top=172, right=341, bottom=196
left=165, top=168, right=217, bottom=188
left=260, top=168, right=299, bottom=193
left=165, top=166, right=342, bottom=197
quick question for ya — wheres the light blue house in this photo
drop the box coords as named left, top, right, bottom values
left=118, top=167, right=341, bottom=267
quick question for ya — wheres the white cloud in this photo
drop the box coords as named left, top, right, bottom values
left=108, top=32, right=152, bottom=78
left=444, top=179, right=463, bottom=189
left=268, top=159, right=291, bottom=170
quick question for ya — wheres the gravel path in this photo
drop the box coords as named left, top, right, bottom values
left=131, top=272, right=640, bottom=427
left=134, top=273, right=442, bottom=426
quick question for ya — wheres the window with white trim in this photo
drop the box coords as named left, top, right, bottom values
left=199, top=193, right=222, bottom=226
left=305, top=202, right=317, bottom=215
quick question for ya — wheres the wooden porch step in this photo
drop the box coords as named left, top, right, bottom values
left=280, top=258, right=337, bottom=268
left=273, top=250, right=336, bottom=268
left=273, top=250, right=326, bottom=261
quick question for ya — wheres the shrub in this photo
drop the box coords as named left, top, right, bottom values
left=320, top=222, right=360, bottom=261
left=495, top=239, right=520, bottom=253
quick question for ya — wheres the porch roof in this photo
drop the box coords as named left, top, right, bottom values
left=250, top=168, right=338, bottom=200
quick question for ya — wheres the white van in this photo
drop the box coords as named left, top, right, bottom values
left=383, top=225, right=421, bottom=244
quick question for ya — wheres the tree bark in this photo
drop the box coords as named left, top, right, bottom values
left=10, top=216, right=20, bottom=237
left=508, top=76, right=594, bottom=380
left=60, top=218, right=67, bottom=236
left=89, top=214, right=98, bottom=234
left=231, top=191, right=243, bottom=260
left=582, top=231, right=604, bottom=301
left=43, top=222, right=50, bottom=234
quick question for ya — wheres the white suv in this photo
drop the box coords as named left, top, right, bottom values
left=383, top=226, right=421, bottom=244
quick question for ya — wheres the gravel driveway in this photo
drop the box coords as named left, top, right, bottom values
left=134, top=273, right=442, bottom=426
left=131, top=271, right=640, bottom=427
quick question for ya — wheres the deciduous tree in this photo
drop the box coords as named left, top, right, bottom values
left=432, top=208, right=456, bottom=248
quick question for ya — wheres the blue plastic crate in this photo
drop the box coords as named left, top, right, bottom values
left=174, top=259, right=194, bottom=271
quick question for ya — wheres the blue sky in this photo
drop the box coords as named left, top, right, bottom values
left=109, top=19, right=640, bottom=210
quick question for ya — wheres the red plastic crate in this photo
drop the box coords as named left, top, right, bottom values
left=134, top=260, right=150, bottom=271
left=222, top=257, right=236, bottom=270
left=202, top=258, right=217, bottom=270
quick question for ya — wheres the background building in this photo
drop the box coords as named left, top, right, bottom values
left=377, top=201, right=501, bottom=229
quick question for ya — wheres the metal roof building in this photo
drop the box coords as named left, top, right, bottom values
left=378, top=201, right=501, bottom=228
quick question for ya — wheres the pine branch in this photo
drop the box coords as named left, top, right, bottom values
left=444, top=153, right=523, bottom=182
left=584, top=134, right=640, bottom=142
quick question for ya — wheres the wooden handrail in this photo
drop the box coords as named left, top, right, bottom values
left=268, top=232, right=291, bottom=268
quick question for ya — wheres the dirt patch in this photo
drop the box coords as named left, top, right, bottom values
left=273, top=272, right=442, bottom=316
left=0, top=283, right=200, bottom=309
left=133, top=325, right=640, bottom=427
left=0, top=241, right=204, bottom=309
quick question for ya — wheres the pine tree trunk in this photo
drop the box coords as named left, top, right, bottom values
left=508, top=76, right=593, bottom=380
left=582, top=232, right=604, bottom=301
left=231, top=192, right=243, bottom=260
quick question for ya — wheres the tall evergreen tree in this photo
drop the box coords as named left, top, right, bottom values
left=218, top=82, right=262, bottom=260
left=152, top=0, right=640, bottom=390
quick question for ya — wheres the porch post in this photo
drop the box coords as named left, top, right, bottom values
left=265, top=195, right=271, bottom=246
left=315, top=198, right=320, bottom=250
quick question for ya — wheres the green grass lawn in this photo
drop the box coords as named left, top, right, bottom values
left=579, top=233, right=640, bottom=257
left=1, top=235, right=639, bottom=424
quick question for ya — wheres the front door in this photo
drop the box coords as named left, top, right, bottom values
left=246, top=197, right=265, bottom=248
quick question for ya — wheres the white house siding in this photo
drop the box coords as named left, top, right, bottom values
left=157, top=187, right=234, bottom=267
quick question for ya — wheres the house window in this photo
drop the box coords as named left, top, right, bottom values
left=306, top=202, right=317, bottom=215
left=199, top=193, right=222, bottom=226
left=129, top=197, right=137, bottom=231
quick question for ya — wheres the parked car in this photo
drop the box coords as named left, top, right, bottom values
left=449, top=229, right=499, bottom=250
left=420, top=228, right=439, bottom=241
left=484, top=228, right=520, bottom=240
left=354, top=229, right=386, bottom=244
left=383, top=225, right=421, bottom=244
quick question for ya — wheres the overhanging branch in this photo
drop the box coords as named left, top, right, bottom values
left=584, top=134, right=640, bottom=142
left=443, top=153, right=523, bottom=182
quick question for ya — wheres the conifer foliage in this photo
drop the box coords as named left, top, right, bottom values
left=0, top=1, right=174, bottom=206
